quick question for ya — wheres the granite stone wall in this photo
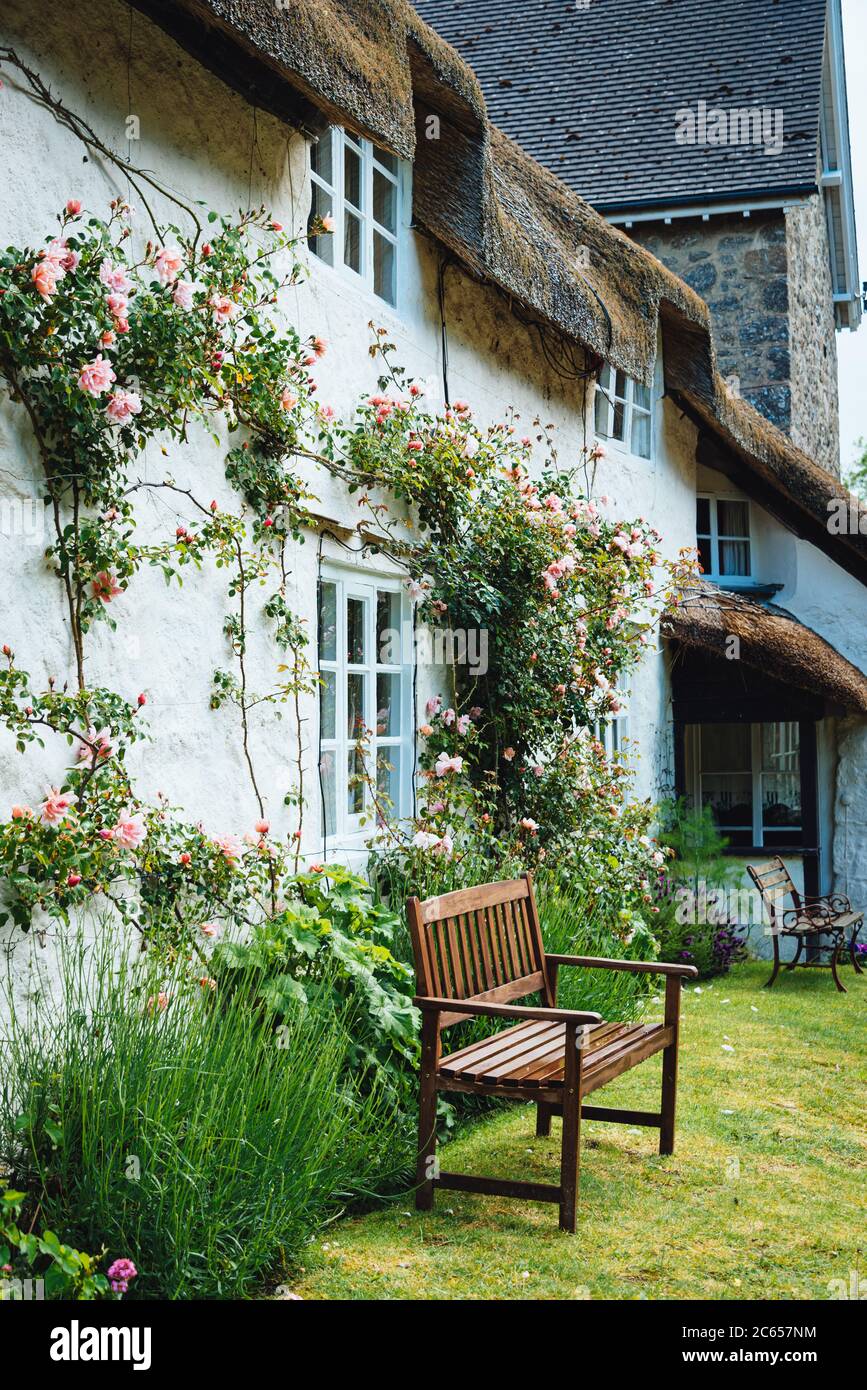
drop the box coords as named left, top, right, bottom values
left=631, top=199, right=839, bottom=475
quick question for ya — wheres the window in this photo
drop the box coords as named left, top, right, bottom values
left=594, top=365, right=652, bottom=459
left=696, top=495, right=751, bottom=580
left=317, top=570, right=412, bottom=843
left=308, top=127, right=400, bottom=306
left=687, top=721, right=801, bottom=848
left=595, top=702, right=630, bottom=759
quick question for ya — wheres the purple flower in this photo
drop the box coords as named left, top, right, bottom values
left=107, top=1257, right=138, bottom=1294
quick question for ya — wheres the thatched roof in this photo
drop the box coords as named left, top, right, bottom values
left=131, top=0, right=867, bottom=588
left=133, top=0, right=710, bottom=385
left=663, top=582, right=867, bottom=715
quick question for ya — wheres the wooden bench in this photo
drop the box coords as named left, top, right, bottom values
left=407, top=872, right=698, bottom=1232
left=747, top=856, right=864, bottom=992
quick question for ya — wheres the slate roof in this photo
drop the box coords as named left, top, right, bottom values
left=413, top=0, right=829, bottom=211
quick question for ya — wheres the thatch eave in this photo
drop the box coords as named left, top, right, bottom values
left=663, top=583, right=867, bottom=715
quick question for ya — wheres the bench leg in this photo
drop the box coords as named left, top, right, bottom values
left=764, top=931, right=781, bottom=988
left=660, top=975, right=681, bottom=1156
left=850, top=923, right=863, bottom=974
left=536, top=1103, right=552, bottom=1137
left=415, top=1014, right=439, bottom=1211
left=830, top=937, right=847, bottom=994
left=559, top=1024, right=582, bottom=1232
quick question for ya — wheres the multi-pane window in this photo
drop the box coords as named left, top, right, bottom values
left=317, top=570, right=411, bottom=843
left=594, top=364, right=652, bottom=459
left=308, top=127, right=400, bottom=306
left=696, top=496, right=751, bottom=579
left=688, top=721, right=801, bottom=848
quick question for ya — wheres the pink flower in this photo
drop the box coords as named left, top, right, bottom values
left=441, top=708, right=456, bottom=726
left=66, top=872, right=82, bottom=887
left=78, top=354, right=116, bottom=396
left=39, top=787, right=78, bottom=827
left=210, top=294, right=238, bottom=324
left=172, top=279, right=194, bottom=310
left=435, top=753, right=463, bottom=777
left=77, top=726, right=113, bottom=762
left=198, top=975, right=218, bottom=991
left=105, top=389, right=142, bottom=424
left=321, top=213, right=335, bottom=233
left=503, top=747, right=516, bottom=762
left=430, top=800, right=445, bottom=814
left=407, top=438, right=423, bottom=453
left=425, top=695, right=442, bottom=717
left=469, top=706, right=482, bottom=719
left=91, top=570, right=123, bottom=603
left=11, top=805, right=32, bottom=819
left=279, top=388, right=297, bottom=411
left=99, top=261, right=132, bottom=295
left=254, top=819, right=270, bottom=835
left=112, top=809, right=147, bottom=849
left=106, top=293, right=128, bottom=321
left=311, top=336, right=326, bottom=358
left=42, top=238, right=76, bottom=272
left=418, top=723, right=433, bottom=737
left=214, top=833, right=242, bottom=863
left=146, top=993, right=169, bottom=1014
left=106, top=1258, right=138, bottom=1295
left=65, top=198, right=82, bottom=216
left=31, top=260, right=61, bottom=299
left=456, top=715, right=471, bottom=735
left=520, top=817, right=540, bottom=834
left=200, top=922, right=219, bottom=938
left=153, top=245, right=183, bottom=285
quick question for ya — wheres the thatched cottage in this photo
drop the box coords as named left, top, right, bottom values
left=0, top=0, right=865, bottom=969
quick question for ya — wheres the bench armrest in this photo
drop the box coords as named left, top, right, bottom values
left=413, top=996, right=603, bottom=1025
left=546, top=953, right=699, bottom=980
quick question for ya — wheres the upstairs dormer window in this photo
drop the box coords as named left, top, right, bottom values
left=594, top=365, right=652, bottom=459
left=696, top=496, right=751, bottom=580
left=308, top=127, right=401, bottom=307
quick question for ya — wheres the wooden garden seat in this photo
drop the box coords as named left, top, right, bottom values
left=407, top=873, right=698, bottom=1232
left=747, top=856, right=864, bottom=992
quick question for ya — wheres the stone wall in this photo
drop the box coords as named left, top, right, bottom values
left=631, top=199, right=840, bottom=475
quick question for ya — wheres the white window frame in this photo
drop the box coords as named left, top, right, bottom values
left=696, top=493, right=752, bottom=583
left=317, top=566, right=413, bottom=848
left=687, top=721, right=802, bottom=848
left=593, top=364, right=653, bottom=459
left=309, top=126, right=401, bottom=307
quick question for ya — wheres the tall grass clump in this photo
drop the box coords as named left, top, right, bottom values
left=0, top=928, right=411, bottom=1299
left=535, top=876, right=656, bottom=1020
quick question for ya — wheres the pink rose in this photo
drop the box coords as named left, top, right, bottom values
left=105, top=389, right=142, bottom=424
left=39, top=787, right=78, bottom=826
left=153, top=245, right=183, bottom=285
left=503, top=747, right=516, bottom=762
left=112, top=809, right=147, bottom=849
left=520, top=817, right=540, bottom=834
left=441, top=708, right=456, bottom=726
left=214, top=833, right=242, bottom=863
left=78, top=354, right=116, bottom=396
left=31, top=261, right=61, bottom=299
left=279, top=388, right=297, bottom=411
left=456, top=714, right=471, bottom=735
left=200, top=922, right=219, bottom=938
left=11, top=805, right=33, bottom=819
left=254, top=819, right=270, bottom=835
left=418, top=723, right=433, bottom=737
left=172, top=279, right=194, bottom=310
left=425, top=695, right=442, bottom=717
left=321, top=213, right=335, bottom=232
left=91, top=570, right=122, bottom=603
left=99, top=261, right=132, bottom=295
left=146, top=992, right=170, bottom=1014
left=77, top=726, right=113, bottom=762
left=435, top=753, right=463, bottom=778
left=65, top=199, right=82, bottom=216
left=210, top=294, right=238, bottom=324
left=67, top=872, right=82, bottom=887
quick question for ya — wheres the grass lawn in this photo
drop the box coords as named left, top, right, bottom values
left=294, top=961, right=866, bottom=1300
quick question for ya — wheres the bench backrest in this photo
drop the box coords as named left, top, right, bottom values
left=406, top=873, right=551, bottom=1028
left=747, top=856, right=801, bottom=926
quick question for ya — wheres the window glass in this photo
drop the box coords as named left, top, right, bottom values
left=373, top=232, right=395, bottom=303
left=346, top=597, right=366, bottom=664
left=318, top=582, right=337, bottom=661
left=320, top=669, right=336, bottom=741
left=344, top=209, right=362, bottom=273
left=344, top=142, right=362, bottom=208
left=346, top=671, right=366, bottom=740
left=373, top=169, right=396, bottom=231
left=376, top=672, right=400, bottom=737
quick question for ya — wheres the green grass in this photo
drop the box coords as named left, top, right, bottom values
left=292, top=961, right=867, bottom=1300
